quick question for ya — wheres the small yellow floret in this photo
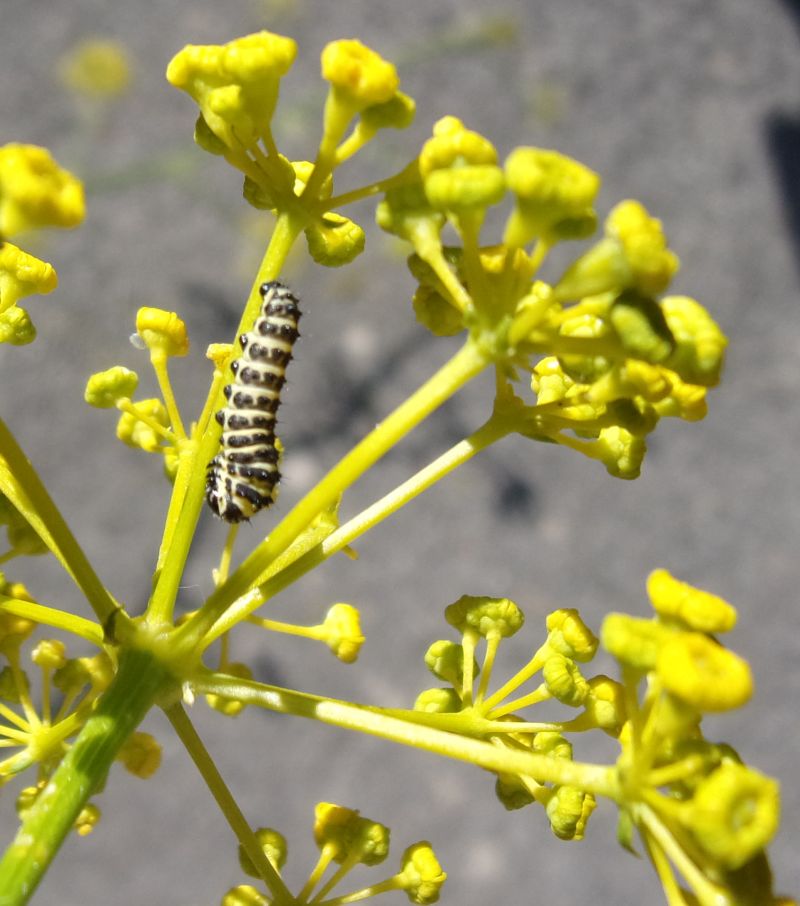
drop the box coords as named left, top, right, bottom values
left=205, top=662, right=253, bottom=717
left=542, top=654, right=589, bottom=707
left=313, top=802, right=390, bottom=866
left=31, top=639, right=67, bottom=670
left=206, top=343, right=233, bottom=369
left=0, top=144, right=85, bottom=236
left=166, top=32, right=297, bottom=151
left=116, top=731, right=162, bottom=779
left=238, top=826, right=287, bottom=878
left=660, top=295, right=727, bottom=387
left=0, top=306, right=36, bottom=345
left=74, top=803, right=101, bottom=836
left=58, top=39, right=131, bottom=98
left=136, top=307, right=189, bottom=358
left=321, top=39, right=399, bottom=110
left=605, top=200, right=679, bottom=296
left=504, top=146, right=600, bottom=246
left=321, top=603, right=365, bottom=663
left=84, top=366, right=139, bottom=408
left=601, top=613, right=672, bottom=670
left=413, top=687, right=462, bottom=714
left=546, top=786, right=596, bottom=841
left=0, top=242, right=58, bottom=314
left=222, top=886, right=268, bottom=906
left=0, top=612, right=36, bottom=653
left=657, top=633, right=753, bottom=712
left=397, top=842, right=447, bottom=905
left=545, top=609, right=598, bottom=662
left=445, top=595, right=524, bottom=640
left=423, top=164, right=505, bottom=212
left=304, top=213, right=365, bottom=267
left=688, top=763, right=780, bottom=870
left=647, top=569, right=737, bottom=633
left=582, top=675, right=627, bottom=735
left=596, top=425, right=646, bottom=480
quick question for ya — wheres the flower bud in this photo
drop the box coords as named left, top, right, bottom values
left=84, top=367, right=139, bottom=408
left=546, top=787, right=595, bottom=840
left=445, top=595, right=524, bottom=640
left=397, top=842, right=447, bottom=905
left=238, top=827, right=287, bottom=878
left=0, top=305, right=36, bottom=345
left=321, top=40, right=399, bottom=111
left=116, top=398, right=169, bottom=452
left=688, top=764, right=779, bottom=870
left=136, top=307, right=189, bottom=358
left=31, top=639, right=67, bottom=670
left=321, top=603, right=365, bottom=663
left=504, top=146, right=600, bottom=247
left=313, top=803, right=390, bottom=866
left=660, top=295, right=727, bottom=387
left=304, top=213, right=365, bottom=267
left=116, top=731, right=162, bottom=779
left=412, top=284, right=464, bottom=337
left=545, top=609, right=597, bottom=662
left=424, top=640, right=477, bottom=688
left=657, top=632, right=752, bottom=712
left=647, top=569, right=737, bottom=634
left=542, top=654, right=589, bottom=707
left=413, top=688, right=462, bottom=714
left=0, top=242, right=58, bottom=313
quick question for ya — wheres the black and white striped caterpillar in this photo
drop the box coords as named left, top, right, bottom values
left=205, top=280, right=301, bottom=524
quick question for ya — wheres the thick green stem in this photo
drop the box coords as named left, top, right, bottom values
left=0, top=648, right=172, bottom=906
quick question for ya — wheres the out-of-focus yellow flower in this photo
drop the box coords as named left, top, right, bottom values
left=647, top=568, right=737, bottom=633
left=116, top=731, right=162, bottom=779
left=660, top=295, right=727, bottom=387
left=687, top=763, right=780, bottom=870
left=166, top=32, right=297, bottom=151
left=657, top=632, right=753, bottom=712
left=596, top=425, right=646, bottom=479
left=238, top=827, right=287, bottom=877
left=319, top=603, right=365, bottom=663
left=58, top=38, right=131, bottom=98
left=0, top=145, right=84, bottom=236
left=321, top=39, right=399, bottom=112
left=0, top=242, right=57, bottom=314
left=546, top=608, right=598, bottom=662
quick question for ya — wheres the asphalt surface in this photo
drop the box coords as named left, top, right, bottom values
left=1, top=1, right=799, bottom=904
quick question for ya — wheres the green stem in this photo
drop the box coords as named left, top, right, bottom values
left=0, top=597, right=103, bottom=646
left=146, top=210, right=306, bottom=626
left=164, top=705, right=293, bottom=906
left=0, top=418, right=120, bottom=629
left=0, top=648, right=171, bottom=906
left=192, top=674, right=619, bottom=800
left=178, top=339, right=491, bottom=648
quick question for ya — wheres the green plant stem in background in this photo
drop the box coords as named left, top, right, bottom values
left=0, top=648, right=172, bottom=906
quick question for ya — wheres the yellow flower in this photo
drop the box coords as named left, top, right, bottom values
left=688, top=763, right=780, bottom=870
left=647, top=569, right=737, bottom=633
left=397, top=842, right=447, bottom=905
left=606, top=200, right=679, bottom=296
left=222, top=886, right=267, bottom=906
left=238, top=827, right=287, bottom=877
left=320, top=603, right=365, bottom=663
left=73, top=803, right=101, bottom=837
left=412, top=284, right=464, bottom=337
left=304, top=212, right=365, bottom=267
left=0, top=305, right=36, bottom=345
left=84, top=366, right=139, bottom=408
left=542, top=654, right=589, bottom=706
left=58, top=38, right=131, bottom=98
left=0, top=242, right=58, bottom=315
left=321, top=39, right=399, bottom=111
left=116, top=731, right=162, bottom=779
left=166, top=32, right=297, bottom=151
left=135, top=307, right=189, bottom=358
left=656, top=632, right=753, bottom=711
left=596, top=425, right=646, bottom=480
left=0, top=144, right=85, bottom=236
left=660, top=295, right=727, bottom=387
left=546, top=786, right=596, bottom=840
left=313, top=803, right=390, bottom=866
left=413, top=688, right=461, bottom=713
left=445, top=595, right=524, bottom=640
left=117, top=400, right=170, bottom=452
left=601, top=612, right=673, bottom=670
left=31, top=639, right=67, bottom=670
left=545, top=608, right=598, bottom=662
left=504, top=146, right=600, bottom=246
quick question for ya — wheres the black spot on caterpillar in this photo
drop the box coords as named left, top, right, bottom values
left=205, top=280, right=301, bottom=523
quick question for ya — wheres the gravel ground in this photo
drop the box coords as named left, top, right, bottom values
left=1, top=1, right=799, bottom=904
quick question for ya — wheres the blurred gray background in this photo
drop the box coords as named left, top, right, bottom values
left=1, top=0, right=799, bottom=903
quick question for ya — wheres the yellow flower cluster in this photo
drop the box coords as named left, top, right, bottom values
left=0, top=144, right=85, bottom=345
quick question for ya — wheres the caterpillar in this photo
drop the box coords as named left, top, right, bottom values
left=205, top=280, right=301, bottom=524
